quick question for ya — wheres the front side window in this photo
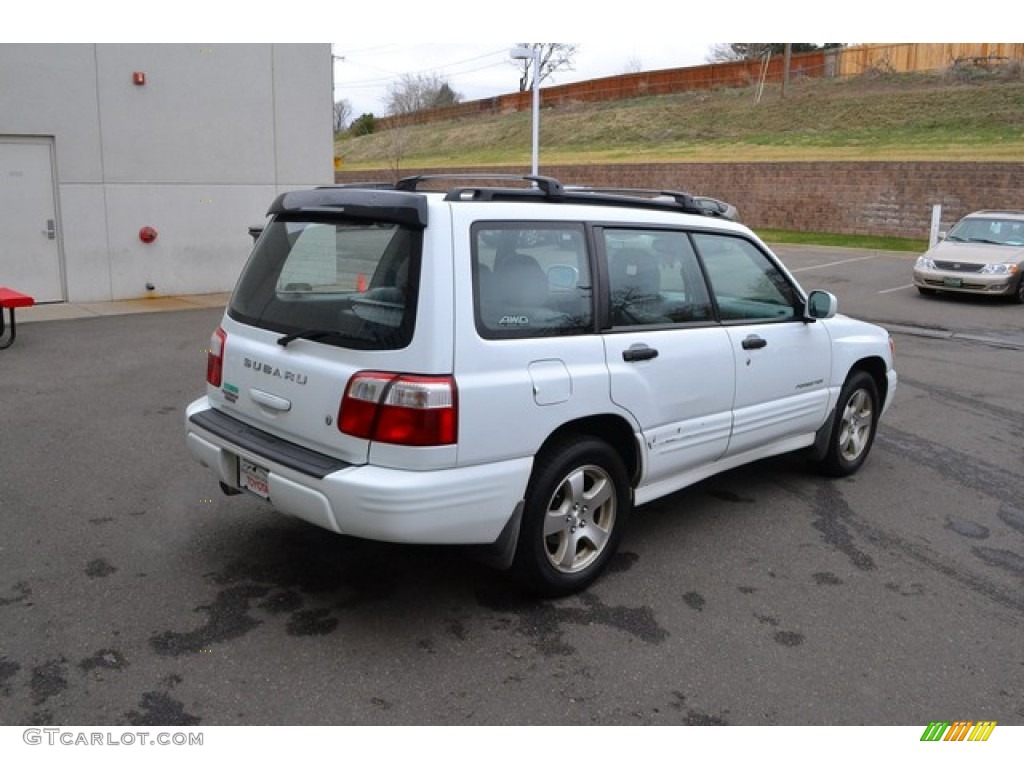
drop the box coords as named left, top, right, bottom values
left=229, top=216, right=420, bottom=349
left=692, top=233, right=799, bottom=322
left=473, top=223, right=592, bottom=338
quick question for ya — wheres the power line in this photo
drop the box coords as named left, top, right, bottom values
left=334, top=46, right=509, bottom=88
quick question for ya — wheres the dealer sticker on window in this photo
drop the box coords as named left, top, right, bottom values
left=239, top=458, right=270, bottom=499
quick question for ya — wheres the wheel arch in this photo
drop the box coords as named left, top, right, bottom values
left=850, top=355, right=889, bottom=408
left=538, top=414, right=641, bottom=487
left=468, top=413, right=640, bottom=574
left=809, top=356, right=888, bottom=462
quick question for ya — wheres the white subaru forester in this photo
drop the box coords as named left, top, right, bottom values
left=185, top=175, right=897, bottom=596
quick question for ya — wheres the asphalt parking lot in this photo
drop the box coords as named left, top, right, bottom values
left=1, top=246, right=1022, bottom=727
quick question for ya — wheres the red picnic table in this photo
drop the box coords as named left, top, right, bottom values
left=0, top=287, right=36, bottom=349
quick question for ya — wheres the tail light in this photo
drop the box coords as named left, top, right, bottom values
left=339, top=372, right=457, bottom=446
left=207, top=327, right=227, bottom=386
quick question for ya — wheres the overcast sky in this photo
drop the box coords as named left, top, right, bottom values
left=23, top=0, right=1009, bottom=120
left=332, top=43, right=720, bottom=118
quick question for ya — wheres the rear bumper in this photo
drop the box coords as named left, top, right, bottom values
left=185, top=398, right=532, bottom=545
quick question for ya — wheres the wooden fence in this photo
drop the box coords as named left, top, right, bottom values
left=838, top=42, right=1024, bottom=76
left=371, top=43, right=1024, bottom=131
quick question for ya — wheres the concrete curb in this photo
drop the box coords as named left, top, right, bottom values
left=18, top=292, right=230, bottom=324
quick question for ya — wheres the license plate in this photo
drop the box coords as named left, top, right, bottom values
left=942, top=277, right=963, bottom=288
left=239, top=458, right=270, bottom=499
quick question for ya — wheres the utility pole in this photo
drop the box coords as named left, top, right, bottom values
left=782, top=43, right=792, bottom=98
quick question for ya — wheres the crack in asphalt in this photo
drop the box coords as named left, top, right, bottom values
left=776, top=425, right=1024, bottom=617
left=885, top=322, right=1024, bottom=351
left=877, top=426, right=1024, bottom=510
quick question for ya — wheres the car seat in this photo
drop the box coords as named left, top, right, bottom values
left=609, top=248, right=669, bottom=324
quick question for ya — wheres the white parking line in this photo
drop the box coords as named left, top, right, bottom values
left=878, top=284, right=915, bottom=294
left=789, top=255, right=879, bottom=273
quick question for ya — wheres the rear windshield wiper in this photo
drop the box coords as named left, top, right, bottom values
left=277, top=329, right=349, bottom=347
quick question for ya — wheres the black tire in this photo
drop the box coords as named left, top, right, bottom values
left=916, top=286, right=937, bottom=296
left=1012, top=274, right=1024, bottom=304
left=513, top=435, right=631, bottom=597
left=814, top=371, right=880, bottom=478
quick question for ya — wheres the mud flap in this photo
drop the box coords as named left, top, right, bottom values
left=467, top=501, right=524, bottom=571
left=807, top=407, right=836, bottom=461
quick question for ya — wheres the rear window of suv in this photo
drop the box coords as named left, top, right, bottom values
left=228, top=216, right=421, bottom=350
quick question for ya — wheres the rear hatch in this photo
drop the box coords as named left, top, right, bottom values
left=207, top=188, right=451, bottom=465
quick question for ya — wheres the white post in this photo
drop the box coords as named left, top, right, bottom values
left=929, top=204, right=942, bottom=247
left=510, top=46, right=540, bottom=177
left=530, top=49, right=539, bottom=176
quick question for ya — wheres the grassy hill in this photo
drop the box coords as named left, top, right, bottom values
left=335, top=69, right=1024, bottom=171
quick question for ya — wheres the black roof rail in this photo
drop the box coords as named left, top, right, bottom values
left=395, top=173, right=564, bottom=196
left=382, top=175, right=719, bottom=216
left=314, top=181, right=396, bottom=190
left=563, top=185, right=707, bottom=214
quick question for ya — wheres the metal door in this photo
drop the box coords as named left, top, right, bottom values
left=0, top=137, right=64, bottom=302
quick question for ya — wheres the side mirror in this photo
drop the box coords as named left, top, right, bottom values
left=805, top=290, right=837, bottom=321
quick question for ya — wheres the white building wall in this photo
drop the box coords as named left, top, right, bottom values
left=0, top=43, right=332, bottom=302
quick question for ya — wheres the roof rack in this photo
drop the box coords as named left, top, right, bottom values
left=563, top=185, right=711, bottom=214
left=314, top=181, right=396, bottom=190
left=386, top=174, right=718, bottom=216
left=395, top=173, right=564, bottom=197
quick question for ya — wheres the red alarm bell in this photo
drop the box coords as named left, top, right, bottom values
left=139, top=226, right=158, bottom=243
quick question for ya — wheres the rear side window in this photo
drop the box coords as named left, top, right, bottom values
left=602, top=228, right=714, bottom=326
left=229, top=217, right=421, bottom=349
left=472, top=223, right=592, bottom=338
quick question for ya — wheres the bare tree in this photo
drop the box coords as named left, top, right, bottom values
left=706, top=43, right=772, bottom=63
left=333, top=98, right=353, bottom=133
left=706, top=43, right=842, bottom=63
left=386, top=124, right=408, bottom=179
left=385, top=73, right=462, bottom=116
left=621, top=57, right=644, bottom=74
left=512, top=43, right=580, bottom=91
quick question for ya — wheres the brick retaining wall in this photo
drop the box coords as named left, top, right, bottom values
left=335, top=162, right=1023, bottom=239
